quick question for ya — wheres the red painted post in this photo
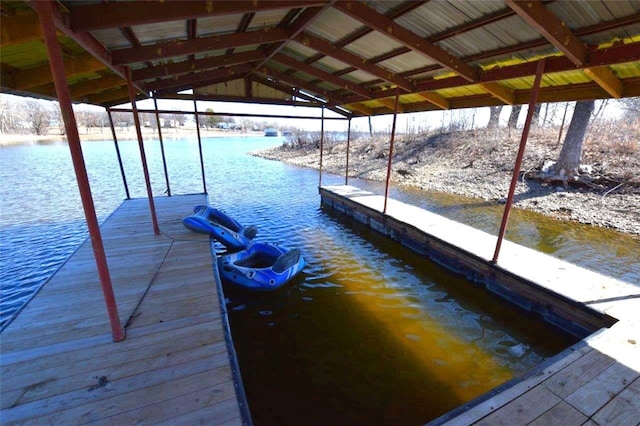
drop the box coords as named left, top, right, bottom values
left=319, top=105, right=325, bottom=187
left=383, top=89, right=401, bottom=214
left=36, top=0, right=125, bottom=341
left=125, top=66, right=160, bottom=235
left=492, top=59, right=547, bottom=263
left=106, top=108, right=131, bottom=200
left=192, top=96, right=208, bottom=194
left=345, top=117, right=352, bottom=185
left=153, top=96, right=171, bottom=196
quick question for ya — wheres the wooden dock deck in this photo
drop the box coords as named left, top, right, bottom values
left=320, top=185, right=640, bottom=425
left=0, top=194, right=248, bottom=425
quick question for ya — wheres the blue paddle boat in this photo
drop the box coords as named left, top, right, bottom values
left=218, top=242, right=305, bottom=291
left=182, top=205, right=257, bottom=251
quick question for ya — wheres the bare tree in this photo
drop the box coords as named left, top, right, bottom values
left=552, top=100, right=595, bottom=178
left=486, top=106, right=503, bottom=128
left=25, top=100, right=51, bottom=135
left=507, top=105, right=521, bottom=129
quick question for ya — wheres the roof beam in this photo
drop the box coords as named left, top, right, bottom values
left=112, top=27, right=291, bottom=65
left=146, top=63, right=256, bottom=92
left=506, top=0, right=587, bottom=67
left=480, top=82, right=515, bottom=105
left=295, top=32, right=414, bottom=92
left=132, top=50, right=267, bottom=82
left=272, top=53, right=371, bottom=99
left=333, top=1, right=477, bottom=83
left=416, top=91, right=450, bottom=110
left=68, top=0, right=326, bottom=32
left=1, top=12, right=43, bottom=46
left=255, top=66, right=348, bottom=105
left=583, top=66, right=623, bottom=98
left=34, top=75, right=126, bottom=99
left=378, top=97, right=405, bottom=113
left=8, top=54, right=106, bottom=90
left=346, top=103, right=374, bottom=116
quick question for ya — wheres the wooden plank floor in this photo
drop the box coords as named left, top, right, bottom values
left=321, top=185, right=640, bottom=426
left=0, top=194, right=246, bottom=425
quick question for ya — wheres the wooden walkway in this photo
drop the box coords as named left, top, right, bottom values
left=320, top=185, right=640, bottom=426
left=1, top=194, right=248, bottom=425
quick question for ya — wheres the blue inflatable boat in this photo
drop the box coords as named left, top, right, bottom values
left=218, top=242, right=305, bottom=291
left=182, top=205, right=257, bottom=251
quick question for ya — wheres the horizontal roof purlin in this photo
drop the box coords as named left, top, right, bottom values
left=0, top=0, right=639, bottom=115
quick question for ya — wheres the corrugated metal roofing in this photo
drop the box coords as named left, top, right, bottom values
left=1, top=0, right=639, bottom=115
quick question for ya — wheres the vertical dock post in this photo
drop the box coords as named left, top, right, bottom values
left=319, top=104, right=325, bottom=187
left=383, top=89, right=400, bottom=214
left=107, top=107, right=131, bottom=200
left=37, top=0, right=125, bottom=342
left=125, top=66, right=160, bottom=235
left=493, top=59, right=546, bottom=263
left=193, top=95, right=208, bottom=194
left=345, top=116, right=352, bottom=185
left=153, top=95, right=171, bottom=196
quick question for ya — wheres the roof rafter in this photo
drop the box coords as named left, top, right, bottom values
left=255, top=65, right=347, bottom=105
left=506, top=0, right=587, bottom=67
left=583, top=66, right=623, bottom=98
left=416, top=91, right=450, bottom=110
left=132, top=50, right=267, bottom=82
left=378, top=97, right=405, bottom=113
left=6, top=54, right=105, bottom=90
left=295, top=32, right=414, bottom=91
left=112, top=27, right=291, bottom=65
left=146, top=62, right=256, bottom=92
left=480, top=82, right=515, bottom=105
left=333, top=1, right=477, bottom=83
left=271, top=53, right=370, bottom=99
left=68, top=0, right=327, bottom=32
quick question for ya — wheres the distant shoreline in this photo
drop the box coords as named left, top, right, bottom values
left=0, top=128, right=269, bottom=146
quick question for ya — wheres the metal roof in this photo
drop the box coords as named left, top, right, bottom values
left=1, top=0, right=639, bottom=117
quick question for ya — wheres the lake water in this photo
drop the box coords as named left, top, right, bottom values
left=1, top=135, right=637, bottom=424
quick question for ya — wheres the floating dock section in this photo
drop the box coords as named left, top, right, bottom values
left=0, top=194, right=249, bottom=425
left=320, top=185, right=640, bottom=424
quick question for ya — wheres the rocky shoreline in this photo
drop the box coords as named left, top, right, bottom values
left=253, top=129, right=640, bottom=237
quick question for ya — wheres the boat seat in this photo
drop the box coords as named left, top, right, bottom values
left=272, top=248, right=301, bottom=274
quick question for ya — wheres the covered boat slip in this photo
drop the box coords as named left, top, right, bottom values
left=0, top=194, right=247, bottom=425
left=320, top=185, right=640, bottom=425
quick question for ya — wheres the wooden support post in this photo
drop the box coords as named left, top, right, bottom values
left=493, top=59, right=546, bottom=263
left=319, top=104, right=325, bottom=187
left=345, top=117, right=352, bottom=185
left=107, top=108, right=130, bottom=199
left=36, top=0, right=125, bottom=342
left=125, top=66, right=160, bottom=235
left=193, top=95, right=207, bottom=194
left=383, top=89, right=400, bottom=214
left=153, top=96, right=171, bottom=196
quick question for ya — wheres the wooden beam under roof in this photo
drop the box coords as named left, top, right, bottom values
left=506, top=0, right=587, bottom=67
left=347, top=102, right=374, bottom=116
left=583, top=66, right=623, bottom=98
left=6, top=54, right=105, bottom=90
left=333, top=1, right=477, bottom=83
left=255, top=66, right=348, bottom=105
left=146, top=62, right=256, bottom=92
left=111, top=27, right=291, bottom=65
left=68, top=0, right=326, bottom=32
left=295, top=32, right=414, bottom=92
left=1, top=11, right=43, bottom=46
left=480, top=82, right=515, bottom=105
left=378, top=97, right=405, bottom=113
left=272, top=53, right=370, bottom=99
left=33, top=75, right=126, bottom=99
left=416, top=91, right=450, bottom=110
left=131, top=50, right=267, bottom=82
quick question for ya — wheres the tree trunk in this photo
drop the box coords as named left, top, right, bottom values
left=487, top=106, right=503, bottom=128
left=532, top=104, right=542, bottom=127
left=507, top=105, right=521, bottom=128
left=552, top=100, right=595, bottom=178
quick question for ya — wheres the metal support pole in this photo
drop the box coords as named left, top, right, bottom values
left=125, top=66, right=160, bottom=235
left=106, top=108, right=130, bottom=200
left=345, top=117, right=352, bottom=185
left=37, top=0, right=125, bottom=342
left=193, top=96, right=207, bottom=194
left=383, top=89, right=401, bottom=214
left=319, top=104, right=325, bottom=187
left=492, top=59, right=546, bottom=263
left=153, top=96, right=171, bottom=196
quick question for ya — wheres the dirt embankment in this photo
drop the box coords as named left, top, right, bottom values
left=253, top=126, right=640, bottom=236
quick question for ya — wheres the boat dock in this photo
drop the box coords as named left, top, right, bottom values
left=320, top=185, right=640, bottom=425
left=0, top=194, right=248, bottom=425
